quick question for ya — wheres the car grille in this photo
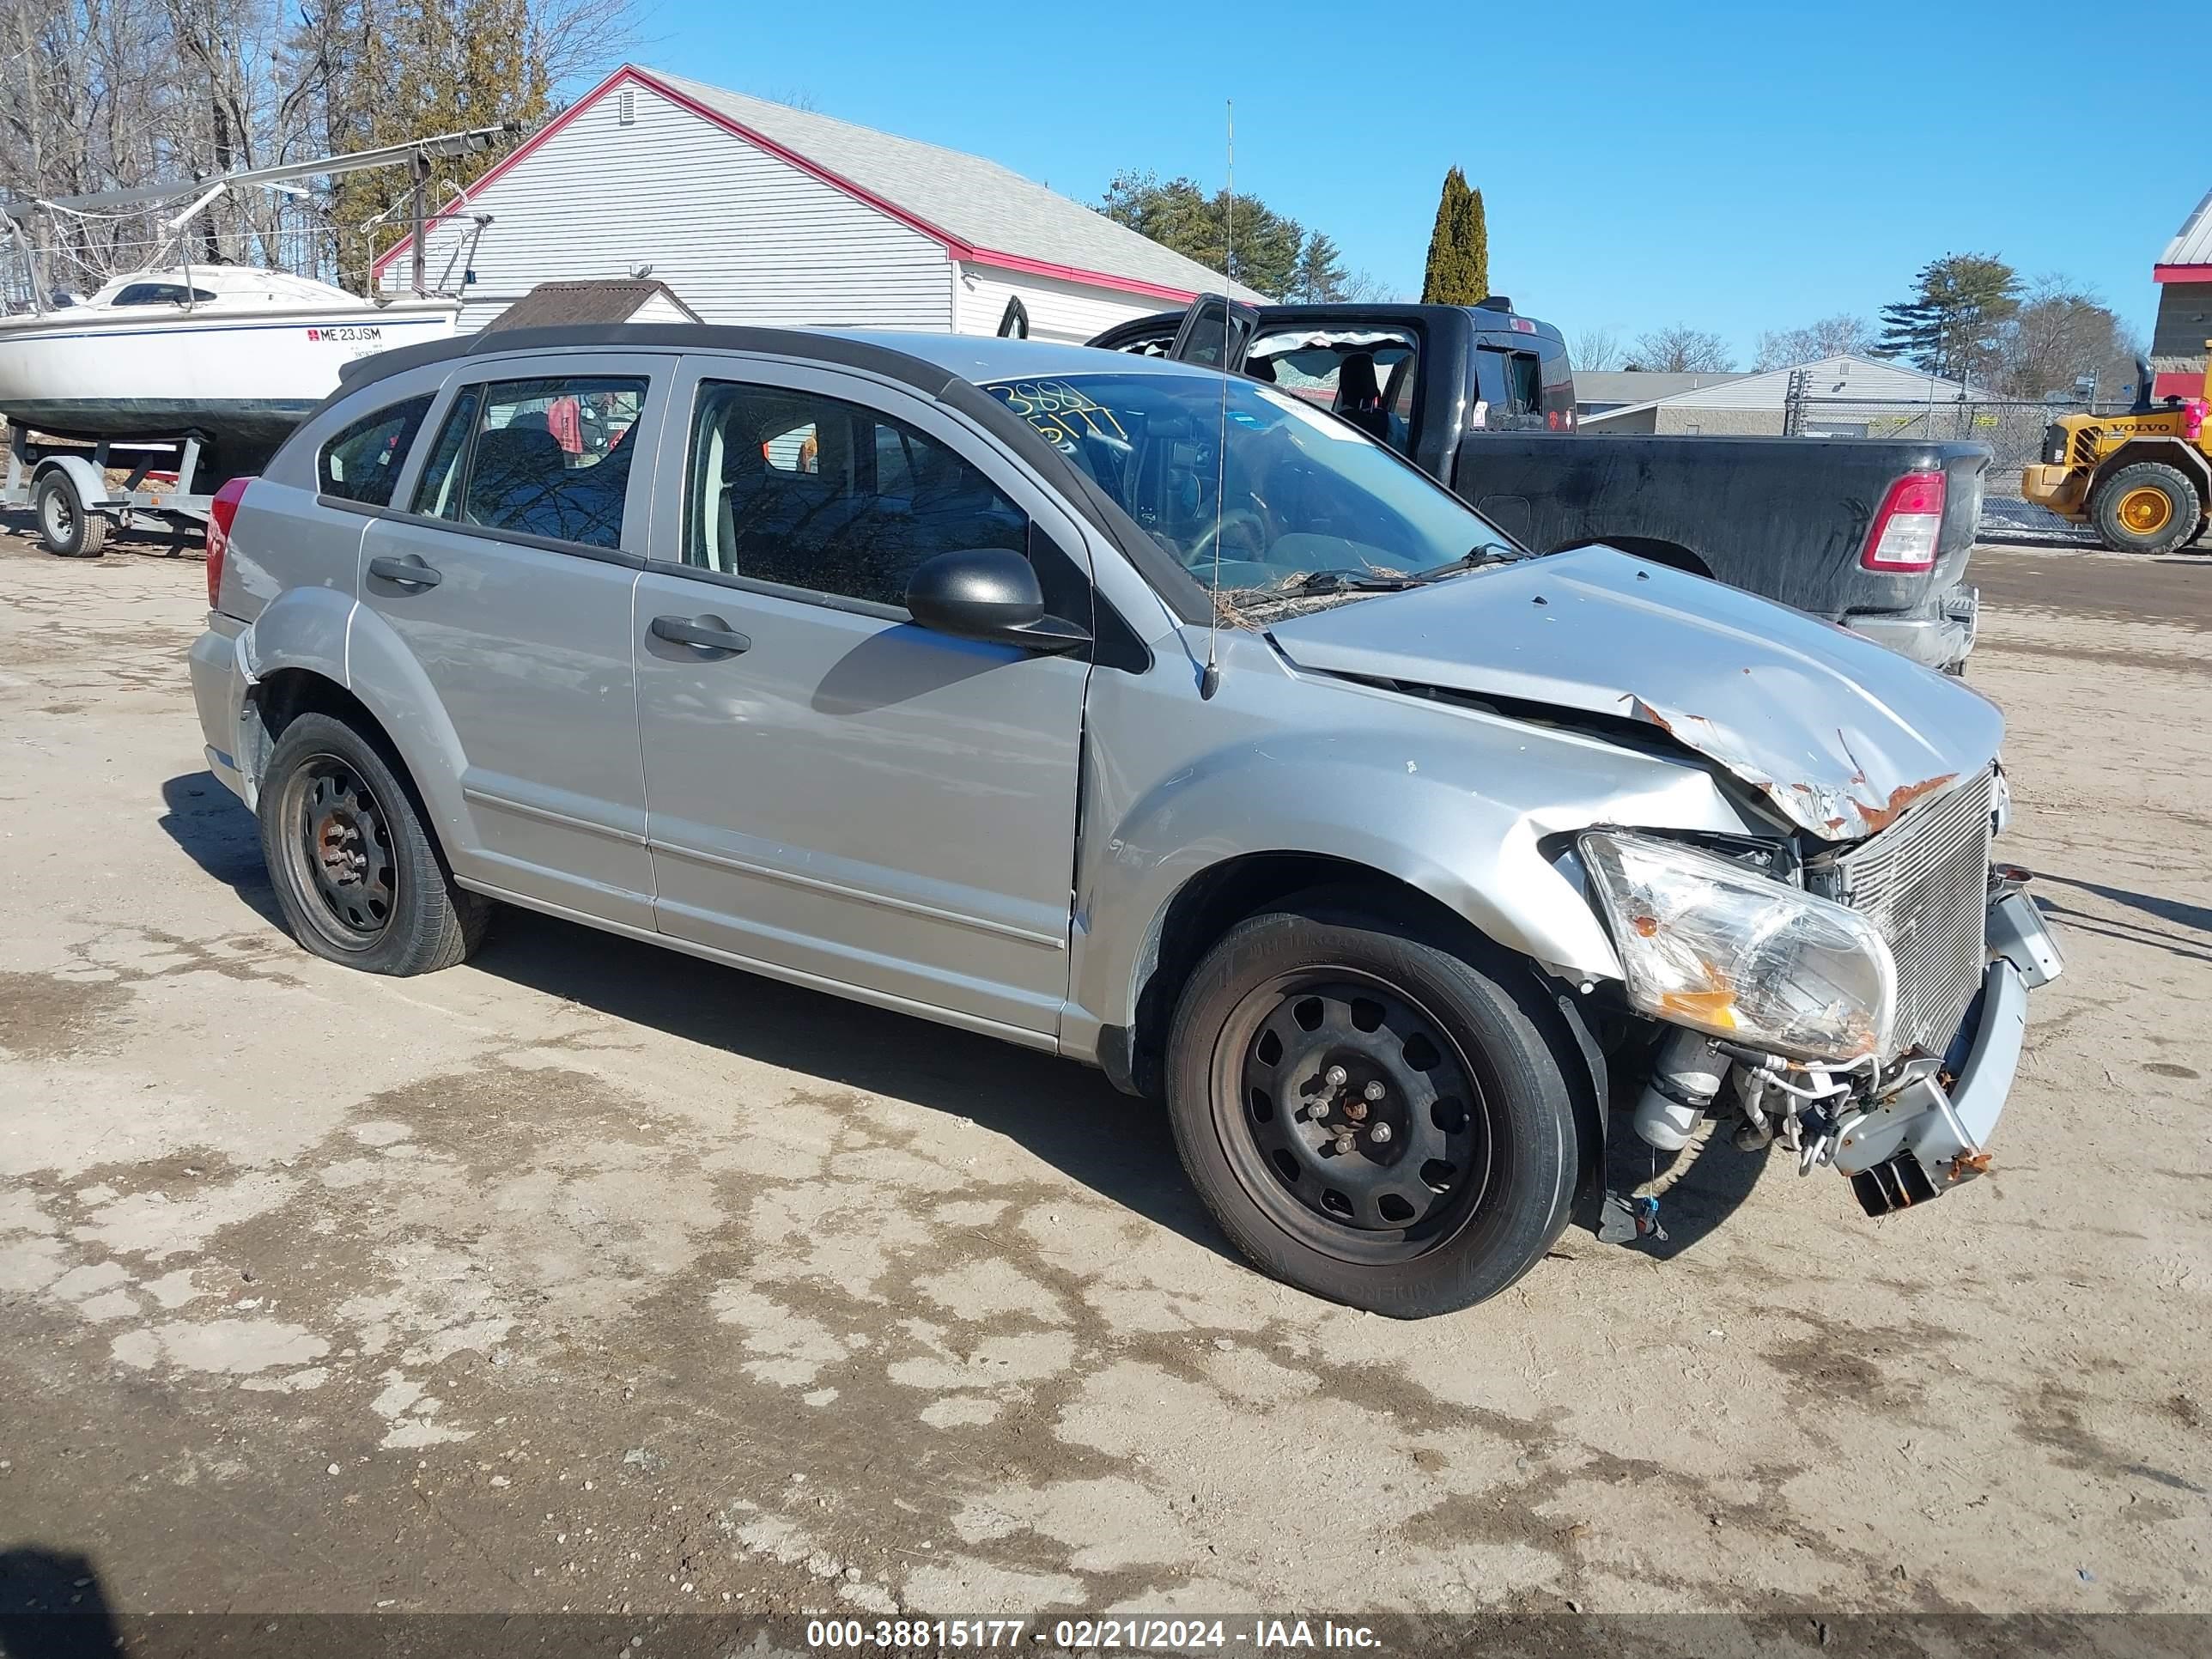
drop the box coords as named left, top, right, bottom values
left=1832, top=771, right=1993, bottom=1055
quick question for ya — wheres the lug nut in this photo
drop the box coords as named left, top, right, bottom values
left=1325, top=1064, right=1348, bottom=1088
left=1363, top=1081, right=1386, bottom=1103
left=1370, top=1122, right=1393, bottom=1145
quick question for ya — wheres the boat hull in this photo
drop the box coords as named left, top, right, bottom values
left=0, top=298, right=459, bottom=448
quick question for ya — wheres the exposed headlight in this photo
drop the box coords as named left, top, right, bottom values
left=1577, top=830, right=1897, bottom=1061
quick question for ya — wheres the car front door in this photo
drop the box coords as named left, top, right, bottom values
left=632, top=357, right=1093, bottom=1040
left=356, top=354, right=670, bottom=930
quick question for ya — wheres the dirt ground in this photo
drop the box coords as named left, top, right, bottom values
left=1, top=525, right=2207, bottom=1636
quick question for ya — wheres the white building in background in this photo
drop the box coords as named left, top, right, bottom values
left=1581, top=355, right=1972, bottom=435
left=374, top=65, right=1256, bottom=342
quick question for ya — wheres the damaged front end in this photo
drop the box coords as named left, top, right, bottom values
left=1582, top=775, right=2065, bottom=1216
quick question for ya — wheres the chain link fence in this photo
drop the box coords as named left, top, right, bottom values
left=1781, top=387, right=2134, bottom=542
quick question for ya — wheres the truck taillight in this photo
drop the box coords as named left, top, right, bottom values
left=205, top=476, right=252, bottom=609
left=1861, top=471, right=1945, bottom=573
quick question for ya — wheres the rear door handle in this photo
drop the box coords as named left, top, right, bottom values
left=368, top=553, right=441, bottom=589
left=650, top=614, right=751, bottom=654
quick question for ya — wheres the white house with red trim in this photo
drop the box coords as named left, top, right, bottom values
left=374, top=65, right=1258, bottom=342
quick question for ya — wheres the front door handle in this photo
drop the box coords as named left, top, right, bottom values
left=368, top=553, right=441, bottom=589
left=650, top=613, right=751, bottom=654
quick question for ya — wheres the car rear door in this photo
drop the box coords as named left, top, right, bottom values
left=629, top=355, right=1094, bottom=1040
left=355, top=351, right=672, bottom=930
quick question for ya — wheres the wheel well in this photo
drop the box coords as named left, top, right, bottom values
left=1577, top=536, right=1712, bottom=579
left=1119, top=851, right=1608, bottom=1206
left=1123, top=856, right=1493, bottom=1088
left=240, top=669, right=402, bottom=794
left=2094, top=442, right=2211, bottom=499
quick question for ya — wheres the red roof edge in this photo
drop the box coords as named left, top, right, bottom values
left=961, top=246, right=1200, bottom=305
left=373, top=64, right=641, bottom=282
left=376, top=64, right=1218, bottom=307
left=2154, top=263, right=2212, bottom=284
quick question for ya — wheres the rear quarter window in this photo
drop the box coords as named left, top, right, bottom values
left=319, top=396, right=434, bottom=507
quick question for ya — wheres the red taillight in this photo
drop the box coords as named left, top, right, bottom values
left=1861, top=471, right=1946, bottom=572
left=205, top=476, right=252, bottom=609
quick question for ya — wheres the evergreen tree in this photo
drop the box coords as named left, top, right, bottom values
left=1875, top=254, right=2021, bottom=386
left=1286, top=231, right=1348, bottom=303
left=1421, top=167, right=1489, bottom=306
left=1097, top=169, right=1305, bottom=297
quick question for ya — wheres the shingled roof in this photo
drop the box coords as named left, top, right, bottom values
left=483, top=278, right=702, bottom=331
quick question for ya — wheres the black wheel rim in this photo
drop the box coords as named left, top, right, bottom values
left=279, top=753, right=396, bottom=951
left=1212, top=968, right=1492, bottom=1264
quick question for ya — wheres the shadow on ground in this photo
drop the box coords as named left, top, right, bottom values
left=156, top=770, right=1763, bottom=1273
left=0, top=1545, right=120, bottom=1658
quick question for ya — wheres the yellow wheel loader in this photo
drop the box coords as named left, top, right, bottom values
left=2021, top=348, right=2211, bottom=554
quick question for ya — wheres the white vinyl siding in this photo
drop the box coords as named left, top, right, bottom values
left=380, top=81, right=951, bottom=333
left=953, top=264, right=1169, bottom=344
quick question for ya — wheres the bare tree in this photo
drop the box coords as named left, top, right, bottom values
left=1752, top=313, right=1877, bottom=370
left=1630, top=324, right=1734, bottom=374
left=1571, top=325, right=1623, bottom=371
left=1997, top=276, right=2140, bottom=401
left=1, top=0, right=641, bottom=301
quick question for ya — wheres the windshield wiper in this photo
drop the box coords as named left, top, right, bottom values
left=1284, top=568, right=1421, bottom=596
left=1413, top=540, right=1525, bottom=583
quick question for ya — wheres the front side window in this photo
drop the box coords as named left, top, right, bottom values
left=423, top=375, right=646, bottom=549
left=685, top=381, right=1027, bottom=609
left=982, top=371, right=1515, bottom=615
left=319, top=395, right=433, bottom=507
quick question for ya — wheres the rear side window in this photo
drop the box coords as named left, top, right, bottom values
left=411, top=387, right=480, bottom=519
left=319, top=395, right=433, bottom=507
left=411, top=376, right=647, bottom=550
left=684, top=380, right=1027, bottom=609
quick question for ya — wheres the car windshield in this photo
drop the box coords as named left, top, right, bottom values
left=981, top=372, right=1519, bottom=615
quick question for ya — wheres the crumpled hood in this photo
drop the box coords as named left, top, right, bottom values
left=1265, top=545, right=2005, bottom=841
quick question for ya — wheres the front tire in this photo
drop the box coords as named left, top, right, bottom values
left=33, top=470, right=107, bottom=558
left=2091, top=462, right=2200, bottom=556
left=258, top=712, right=488, bottom=975
left=1165, top=902, right=1580, bottom=1317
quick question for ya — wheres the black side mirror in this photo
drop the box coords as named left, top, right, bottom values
left=904, top=549, right=1089, bottom=653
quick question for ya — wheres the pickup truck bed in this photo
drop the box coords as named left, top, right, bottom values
left=1452, top=432, right=1989, bottom=669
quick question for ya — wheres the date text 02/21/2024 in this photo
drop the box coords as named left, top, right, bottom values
left=803, top=1618, right=1385, bottom=1650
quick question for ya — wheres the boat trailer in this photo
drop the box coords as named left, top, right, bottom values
left=2, top=425, right=227, bottom=558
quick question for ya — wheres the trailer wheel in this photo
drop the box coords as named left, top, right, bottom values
left=2091, top=463, right=2199, bottom=556
left=33, top=470, right=108, bottom=558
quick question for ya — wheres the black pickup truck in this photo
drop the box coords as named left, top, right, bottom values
left=1085, top=299, right=1990, bottom=670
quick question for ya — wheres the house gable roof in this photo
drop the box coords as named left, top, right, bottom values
left=374, top=64, right=1260, bottom=307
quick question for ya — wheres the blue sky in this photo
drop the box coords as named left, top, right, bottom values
left=643, top=0, right=2207, bottom=364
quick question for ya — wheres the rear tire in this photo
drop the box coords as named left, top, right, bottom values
left=2091, top=462, right=2199, bottom=556
left=258, top=712, right=489, bottom=975
left=1164, top=901, right=1580, bottom=1317
left=33, top=470, right=107, bottom=558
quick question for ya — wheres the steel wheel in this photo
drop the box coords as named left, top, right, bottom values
left=2118, top=486, right=2173, bottom=536
left=39, top=482, right=74, bottom=545
left=1212, top=968, right=1491, bottom=1264
left=278, top=752, right=398, bottom=951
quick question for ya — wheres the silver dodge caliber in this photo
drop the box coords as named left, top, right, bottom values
left=188, top=325, right=2063, bottom=1317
